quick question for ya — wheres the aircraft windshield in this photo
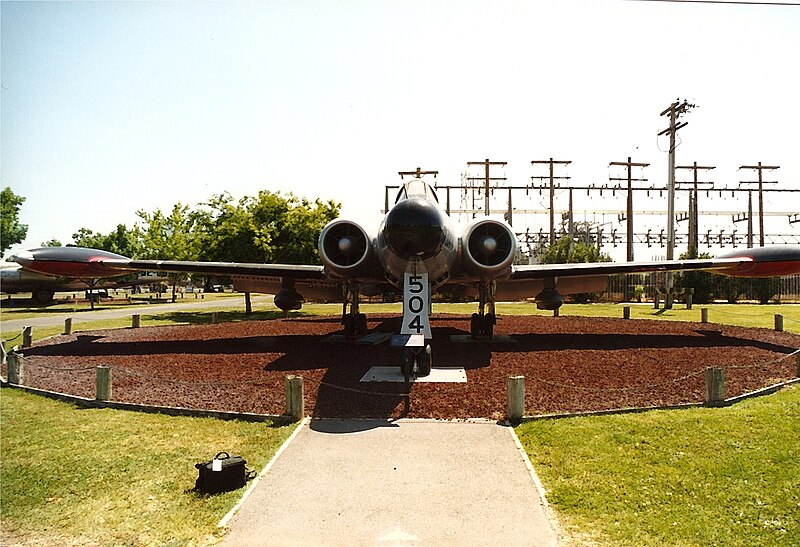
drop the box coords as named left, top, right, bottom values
left=394, top=179, right=439, bottom=204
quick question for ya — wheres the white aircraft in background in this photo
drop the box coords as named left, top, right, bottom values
left=13, top=173, right=800, bottom=380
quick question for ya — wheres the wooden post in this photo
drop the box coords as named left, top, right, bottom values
left=701, top=308, right=709, bottom=324
left=796, top=353, right=800, bottom=378
left=22, top=326, right=32, bottom=348
left=686, top=288, right=693, bottom=310
left=774, top=314, right=784, bottom=332
left=64, top=318, right=73, bottom=335
left=507, top=375, right=525, bottom=423
left=704, top=367, right=725, bottom=406
left=212, top=312, right=219, bottom=324
left=7, top=353, right=24, bottom=385
left=553, top=308, right=559, bottom=317
left=284, top=375, right=304, bottom=421
left=132, top=314, right=141, bottom=328
left=654, top=293, right=660, bottom=310
left=96, top=366, right=112, bottom=401
left=623, top=306, right=631, bottom=319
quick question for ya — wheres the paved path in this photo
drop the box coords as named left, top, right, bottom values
left=219, top=419, right=558, bottom=546
left=0, top=295, right=272, bottom=333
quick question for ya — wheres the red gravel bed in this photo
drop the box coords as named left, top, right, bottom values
left=8, top=314, right=800, bottom=419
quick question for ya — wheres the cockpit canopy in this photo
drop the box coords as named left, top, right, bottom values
left=394, top=178, right=439, bottom=204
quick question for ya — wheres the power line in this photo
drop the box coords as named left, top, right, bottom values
left=629, top=1, right=800, bottom=6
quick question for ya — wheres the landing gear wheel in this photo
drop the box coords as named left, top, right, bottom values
left=417, top=345, right=432, bottom=377
left=400, top=349, right=412, bottom=384
left=34, top=288, right=55, bottom=305
left=356, top=313, right=368, bottom=336
left=470, top=313, right=481, bottom=338
left=343, top=315, right=355, bottom=339
left=483, top=313, right=495, bottom=339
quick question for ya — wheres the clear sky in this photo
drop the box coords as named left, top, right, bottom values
left=2, top=0, right=798, bottom=261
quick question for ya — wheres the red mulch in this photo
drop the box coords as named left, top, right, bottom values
left=8, top=314, right=800, bottom=420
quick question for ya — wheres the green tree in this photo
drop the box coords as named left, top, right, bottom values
left=251, top=191, right=339, bottom=264
left=539, top=236, right=612, bottom=265
left=195, top=191, right=340, bottom=264
left=72, top=224, right=142, bottom=258
left=1, top=187, right=28, bottom=254
left=538, top=236, right=611, bottom=303
left=137, top=204, right=200, bottom=301
left=41, top=239, right=62, bottom=247
left=194, top=193, right=270, bottom=264
left=675, top=252, right=718, bottom=304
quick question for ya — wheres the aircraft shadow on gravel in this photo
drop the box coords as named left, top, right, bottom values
left=492, top=330, right=797, bottom=355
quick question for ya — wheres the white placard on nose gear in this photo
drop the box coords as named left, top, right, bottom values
left=401, top=272, right=431, bottom=339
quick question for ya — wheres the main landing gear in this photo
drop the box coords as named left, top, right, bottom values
left=341, top=283, right=368, bottom=339
left=470, top=280, right=496, bottom=338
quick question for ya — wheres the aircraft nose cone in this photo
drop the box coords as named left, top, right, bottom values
left=12, top=250, right=34, bottom=268
left=383, top=198, right=445, bottom=260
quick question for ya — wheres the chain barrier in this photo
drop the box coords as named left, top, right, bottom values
left=2, top=332, right=22, bottom=344
left=709, top=308, right=762, bottom=318
left=112, top=366, right=275, bottom=387
left=14, top=361, right=96, bottom=373
left=710, top=308, right=800, bottom=323
left=527, top=347, right=799, bottom=392
left=315, top=377, right=410, bottom=398
left=113, top=366, right=412, bottom=396
left=17, top=359, right=414, bottom=397
left=527, top=369, right=707, bottom=393
left=725, top=347, right=800, bottom=371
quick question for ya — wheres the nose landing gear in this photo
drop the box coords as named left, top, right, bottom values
left=394, top=334, right=432, bottom=385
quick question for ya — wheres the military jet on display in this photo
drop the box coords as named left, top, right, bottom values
left=0, top=261, right=167, bottom=304
left=11, top=173, right=800, bottom=379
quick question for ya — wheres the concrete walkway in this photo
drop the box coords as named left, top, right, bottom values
left=219, top=419, right=558, bottom=546
left=0, top=294, right=270, bottom=333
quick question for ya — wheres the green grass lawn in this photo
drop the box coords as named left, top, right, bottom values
left=0, top=389, right=297, bottom=546
left=516, top=385, right=800, bottom=546
left=0, top=291, right=249, bottom=322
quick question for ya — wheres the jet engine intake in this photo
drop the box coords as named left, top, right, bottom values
left=461, top=219, right=516, bottom=277
left=319, top=220, right=372, bottom=277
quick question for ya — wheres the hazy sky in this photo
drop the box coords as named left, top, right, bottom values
left=2, top=0, right=798, bottom=261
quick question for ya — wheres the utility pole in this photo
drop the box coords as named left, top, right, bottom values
left=739, top=162, right=779, bottom=247
left=676, top=162, right=715, bottom=259
left=658, top=99, right=695, bottom=309
left=398, top=167, right=438, bottom=180
left=531, top=158, right=571, bottom=245
left=609, top=157, right=649, bottom=262
left=466, top=159, right=506, bottom=217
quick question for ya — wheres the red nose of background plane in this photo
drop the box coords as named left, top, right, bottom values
left=12, top=247, right=133, bottom=278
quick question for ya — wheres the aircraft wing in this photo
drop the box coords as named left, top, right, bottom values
left=510, top=257, right=741, bottom=280
left=97, top=258, right=326, bottom=280
left=11, top=248, right=326, bottom=280
left=509, top=246, right=800, bottom=280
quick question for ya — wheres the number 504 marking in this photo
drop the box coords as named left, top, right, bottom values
left=402, top=273, right=431, bottom=338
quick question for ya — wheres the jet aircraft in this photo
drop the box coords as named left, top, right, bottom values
left=0, top=261, right=166, bottom=304
left=12, top=173, right=800, bottom=378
